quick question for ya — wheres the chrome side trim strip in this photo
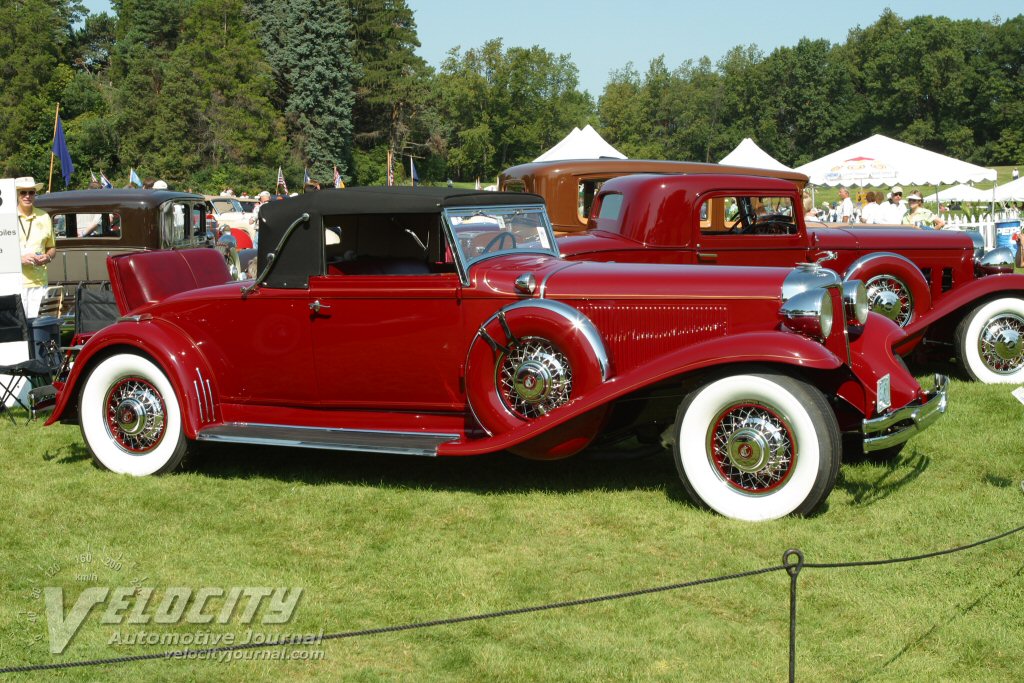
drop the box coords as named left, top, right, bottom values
left=862, top=373, right=948, bottom=453
left=196, top=423, right=458, bottom=457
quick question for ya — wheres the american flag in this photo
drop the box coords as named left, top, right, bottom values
left=276, top=166, right=287, bottom=193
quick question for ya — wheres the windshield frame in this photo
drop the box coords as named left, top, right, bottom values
left=443, top=203, right=559, bottom=285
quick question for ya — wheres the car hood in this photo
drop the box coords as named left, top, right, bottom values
left=810, top=225, right=974, bottom=253
left=472, top=255, right=790, bottom=303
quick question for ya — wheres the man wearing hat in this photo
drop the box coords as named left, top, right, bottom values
left=15, top=177, right=56, bottom=317
left=881, top=186, right=906, bottom=224
left=902, top=191, right=945, bottom=229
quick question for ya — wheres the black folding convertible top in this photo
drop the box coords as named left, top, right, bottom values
left=255, top=187, right=545, bottom=289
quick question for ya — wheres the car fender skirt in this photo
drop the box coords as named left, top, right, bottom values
left=444, top=330, right=843, bottom=457
left=45, top=321, right=216, bottom=438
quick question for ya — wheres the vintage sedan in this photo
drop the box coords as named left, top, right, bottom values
left=499, top=159, right=809, bottom=234
left=35, top=189, right=242, bottom=312
left=553, top=172, right=1024, bottom=384
left=44, top=188, right=946, bottom=521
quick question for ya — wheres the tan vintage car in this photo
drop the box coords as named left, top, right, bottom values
left=499, top=159, right=809, bottom=234
left=34, top=189, right=239, bottom=316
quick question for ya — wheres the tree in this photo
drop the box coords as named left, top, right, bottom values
left=253, top=0, right=357, bottom=182
left=433, top=39, right=593, bottom=179
left=0, top=0, right=85, bottom=178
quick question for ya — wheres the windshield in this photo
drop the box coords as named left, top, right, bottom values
left=446, top=205, right=558, bottom=267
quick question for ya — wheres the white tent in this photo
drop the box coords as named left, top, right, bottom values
left=795, top=134, right=997, bottom=187
left=923, top=184, right=993, bottom=204
left=534, top=124, right=627, bottom=162
left=719, top=138, right=795, bottom=173
left=994, top=177, right=1024, bottom=202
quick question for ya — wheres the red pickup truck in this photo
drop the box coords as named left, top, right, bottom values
left=558, top=172, right=1024, bottom=383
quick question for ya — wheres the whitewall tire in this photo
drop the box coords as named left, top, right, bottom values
left=79, top=353, right=189, bottom=475
left=955, top=297, right=1024, bottom=384
left=672, top=372, right=840, bottom=521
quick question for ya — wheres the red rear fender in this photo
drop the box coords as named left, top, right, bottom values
left=45, top=321, right=216, bottom=438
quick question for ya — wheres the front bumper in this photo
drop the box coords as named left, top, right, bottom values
left=861, top=373, right=948, bottom=453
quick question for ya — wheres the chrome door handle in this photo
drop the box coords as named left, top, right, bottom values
left=309, top=300, right=331, bottom=313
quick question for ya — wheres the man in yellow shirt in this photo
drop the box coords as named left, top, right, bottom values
left=16, top=177, right=56, bottom=317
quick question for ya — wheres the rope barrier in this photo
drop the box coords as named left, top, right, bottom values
left=1, top=522, right=1021, bottom=678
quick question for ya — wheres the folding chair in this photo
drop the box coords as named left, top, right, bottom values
left=49, top=282, right=120, bottom=387
left=0, top=294, right=63, bottom=422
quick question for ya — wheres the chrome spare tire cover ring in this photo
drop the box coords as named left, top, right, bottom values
left=865, top=274, right=914, bottom=327
left=978, top=312, right=1024, bottom=374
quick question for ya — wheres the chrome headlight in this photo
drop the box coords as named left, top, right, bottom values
left=842, top=280, right=869, bottom=326
left=780, top=289, right=833, bottom=340
left=976, top=247, right=1015, bottom=275
left=782, top=263, right=842, bottom=301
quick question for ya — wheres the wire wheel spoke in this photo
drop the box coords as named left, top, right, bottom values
left=866, top=276, right=913, bottom=327
left=709, top=403, right=795, bottom=494
left=978, top=313, right=1024, bottom=373
left=105, top=377, right=167, bottom=453
left=498, top=337, right=572, bottom=419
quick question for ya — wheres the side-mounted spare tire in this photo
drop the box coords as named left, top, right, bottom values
left=465, top=300, right=610, bottom=460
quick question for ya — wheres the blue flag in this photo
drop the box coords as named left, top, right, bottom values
left=129, top=167, right=141, bottom=187
left=52, top=116, right=74, bottom=187
left=99, top=172, right=112, bottom=189
left=409, top=157, right=419, bottom=186
left=303, top=167, right=311, bottom=185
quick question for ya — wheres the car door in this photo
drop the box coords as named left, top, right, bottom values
left=694, top=192, right=811, bottom=267
left=307, top=272, right=466, bottom=411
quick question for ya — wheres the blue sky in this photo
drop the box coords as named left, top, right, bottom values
left=82, top=1, right=1022, bottom=95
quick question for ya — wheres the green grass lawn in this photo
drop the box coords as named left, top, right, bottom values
left=1, top=370, right=1022, bottom=681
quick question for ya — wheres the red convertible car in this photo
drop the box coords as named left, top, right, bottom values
left=559, top=172, right=1024, bottom=384
left=45, top=188, right=946, bottom=521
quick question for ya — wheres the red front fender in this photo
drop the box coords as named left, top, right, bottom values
left=440, top=330, right=844, bottom=456
left=45, top=320, right=218, bottom=439
left=904, top=274, right=1024, bottom=339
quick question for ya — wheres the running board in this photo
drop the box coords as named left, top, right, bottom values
left=196, top=423, right=459, bottom=456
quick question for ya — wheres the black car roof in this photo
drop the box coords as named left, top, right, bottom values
left=35, top=189, right=204, bottom=211
left=259, top=186, right=544, bottom=222
left=255, top=187, right=546, bottom=290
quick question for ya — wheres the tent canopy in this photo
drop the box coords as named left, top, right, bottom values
left=994, top=177, right=1024, bottom=202
left=719, top=138, right=795, bottom=173
left=923, top=184, right=993, bottom=203
left=795, top=134, right=996, bottom=187
left=534, top=124, right=627, bottom=162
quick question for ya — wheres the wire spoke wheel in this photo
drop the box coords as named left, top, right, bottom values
left=977, top=312, right=1024, bottom=375
left=709, top=403, right=795, bottom=494
left=105, top=377, right=167, bottom=453
left=498, top=337, right=572, bottom=419
left=865, top=274, right=913, bottom=327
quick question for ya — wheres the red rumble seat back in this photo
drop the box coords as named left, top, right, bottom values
left=107, top=248, right=231, bottom=314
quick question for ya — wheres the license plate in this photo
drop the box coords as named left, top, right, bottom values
left=877, top=374, right=891, bottom=412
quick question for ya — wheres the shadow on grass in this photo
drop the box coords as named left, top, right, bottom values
left=42, top=441, right=90, bottom=465
left=187, top=440, right=699, bottom=504
left=853, top=563, right=1024, bottom=682
left=834, top=448, right=931, bottom=507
